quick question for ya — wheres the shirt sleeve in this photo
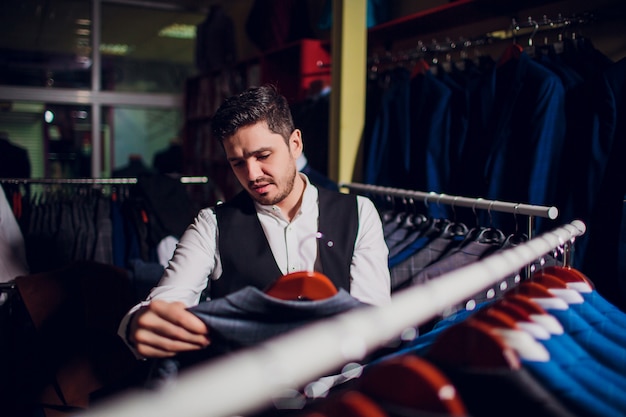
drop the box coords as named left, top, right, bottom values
left=149, top=208, right=219, bottom=305
left=117, top=208, right=219, bottom=354
left=349, top=196, right=392, bottom=306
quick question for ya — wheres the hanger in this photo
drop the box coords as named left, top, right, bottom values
left=475, top=202, right=506, bottom=244
left=357, top=355, right=468, bottom=416
left=503, top=204, right=529, bottom=247
left=496, top=18, right=524, bottom=68
left=440, top=196, right=469, bottom=238
left=528, top=273, right=587, bottom=305
left=539, top=265, right=595, bottom=288
left=468, top=307, right=552, bottom=364
left=502, top=293, right=565, bottom=335
left=264, top=270, right=338, bottom=301
left=509, top=281, right=572, bottom=313
left=497, top=43, right=524, bottom=67
left=405, top=197, right=429, bottom=229
left=411, top=57, right=431, bottom=78
left=316, top=391, right=389, bottom=417
left=427, top=316, right=521, bottom=370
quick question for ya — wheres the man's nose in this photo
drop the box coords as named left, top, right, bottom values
left=246, top=160, right=263, bottom=180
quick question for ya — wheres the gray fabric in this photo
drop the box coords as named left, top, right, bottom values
left=190, top=286, right=365, bottom=350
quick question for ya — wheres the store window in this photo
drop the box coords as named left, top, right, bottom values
left=0, top=0, right=92, bottom=89
left=0, top=0, right=190, bottom=178
left=100, top=3, right=203, bottom=93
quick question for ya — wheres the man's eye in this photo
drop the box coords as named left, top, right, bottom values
left=232, top=161, right=244, bottom=168
left=258, top=154, right=269, bottom=160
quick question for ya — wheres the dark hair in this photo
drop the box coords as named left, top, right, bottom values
left=210, top=84, right=295, bottom=144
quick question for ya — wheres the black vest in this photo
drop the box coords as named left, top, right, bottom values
left=210, top=187, right=358, bottom=299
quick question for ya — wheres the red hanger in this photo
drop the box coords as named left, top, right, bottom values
left=411, top=58, right=430, bottom=78
left=500, top=293, right=548, bottom=316
left=510, top=281, right=555, bottom=299
left=320, top=391, right=389, bottom=417
left=502, top=293, right=566, bottom=336
left=540, top=266, right=595, bottom=288
left=427, top=317, right=521, bottom=370
left=473, top=307, right=520, bottom=330
left=496, top=43, right=524, bottom=67
left=357, top=355, right=468, bottom=416
left=264, top=270, right=338, bottom=301
left=530, top=273, right=569, bottom=289
left=488, top=299, right=534, bottom=323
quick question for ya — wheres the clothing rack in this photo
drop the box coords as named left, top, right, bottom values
left=84, top=219, right=586, bottom=417
left=0, top=176, right=209, bottom=185
left=339, top=182, right=558, bottom=240
left=367, top=10, right=594, bottom=70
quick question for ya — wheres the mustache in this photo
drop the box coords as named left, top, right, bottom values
left=249, top=177, right=274, bottom=187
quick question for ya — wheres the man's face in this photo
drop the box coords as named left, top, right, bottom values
left=223, top=121, right=302, bottom=207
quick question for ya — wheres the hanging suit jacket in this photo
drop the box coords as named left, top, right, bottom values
left=458, top=51, right=566, bottom=233
left=580, top=57, right=626, bottom=310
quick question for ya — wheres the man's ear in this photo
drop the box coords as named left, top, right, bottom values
left=289, top=129, right=304, bottom=157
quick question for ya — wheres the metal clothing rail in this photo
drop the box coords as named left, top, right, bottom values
left=0, top=176, right=209, bottom=185
left=84, top=219, right=586, bottom=417
left=339, top=182, right=559, bottom=239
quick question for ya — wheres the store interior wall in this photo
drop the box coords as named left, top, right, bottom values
left=0, top=0, right=625, bottom=181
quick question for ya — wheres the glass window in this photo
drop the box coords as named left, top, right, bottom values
left=0, top=0, right=92, bottom=88
left=110, top=106, right=182, bottom=176
left=101, top=3, right=204, bottom=93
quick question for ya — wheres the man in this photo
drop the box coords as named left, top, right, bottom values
left=118, top=84, right=391, bottom=359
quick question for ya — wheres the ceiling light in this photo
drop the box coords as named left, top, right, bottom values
left=158, top=23, right=196, bottom=39
left=100, top=43, right=131, bottom=56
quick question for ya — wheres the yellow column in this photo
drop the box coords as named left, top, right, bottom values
left=329, top=0, right=367, bottom=185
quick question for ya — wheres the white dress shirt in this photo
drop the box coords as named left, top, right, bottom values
left=118, top=175, right=391, bottom=350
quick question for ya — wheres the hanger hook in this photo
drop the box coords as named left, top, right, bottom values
left=513, top=204, right=520, bottom=233
left=451, top=196, right=458, bottom=221
left=472, top=198, right=483, bottom=227
left=527, top=16, right=539, bottom=47
left=487, top=200, right=495, bottom=227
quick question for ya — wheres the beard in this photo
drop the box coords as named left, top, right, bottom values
left=248, top=169, right=296, bottom=206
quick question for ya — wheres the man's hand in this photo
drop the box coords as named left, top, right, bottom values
left=129, top=300, right=210, bottom=358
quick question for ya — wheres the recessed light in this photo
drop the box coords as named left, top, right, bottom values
left=100, top=43, right=131, bottom=55
left=158, top=23, right=196, bottom=39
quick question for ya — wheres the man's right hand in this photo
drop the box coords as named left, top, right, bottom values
left=129, top=300, right=210, bottom=358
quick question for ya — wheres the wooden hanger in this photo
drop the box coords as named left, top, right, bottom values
left=472, top=307, right=520, bottom=330
left=510, top=281, right=555, bottom=298
left=528, top=273, right=586, bottom=304
left=539, top=265, right=595, bottom=288
left=500, top=294, right=548, bottom=316
left=502, top=293, right=565, bottom=336
left=488, top=298, right=534, bottom=323
left=411, top=57, right=431, bottom=78
left=319, top=391, right=389, bottom=417
left=357, top=355, right=468, bottom=416
left=508, top=281, right=572, bottom=313
left=264, top=270, right=337, bottom=301
left=496, top=43, right=524, bottom=67
left=530, top=273, right=569, bottom=289
left=427, top=317, right=521, bottom=370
